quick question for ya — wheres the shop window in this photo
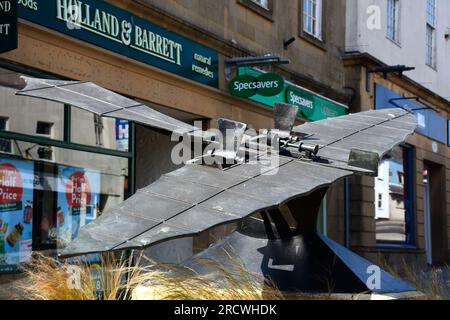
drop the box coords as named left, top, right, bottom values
left=374, top=145, right=414, bottom=246
left=36, top=121, right=53, bottom=136
left=0, top=142, right=129, bottom=271
left=94, top=115, right=104, bottom=147
left=377, top=193, right=383, bottom=210
left=0, top=66, right=133, bottom=272
left=0, top=68, right=65, bottom=141
left=0, top=117, right=11, bottom=153
left=71, top=107, right=129, bottom=152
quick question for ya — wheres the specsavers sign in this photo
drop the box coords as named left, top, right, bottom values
left=229, top=73, right=285, bottom=98
left=17, top=0, right=218, bottom=87
left=236, top=68, right=348, bottom=121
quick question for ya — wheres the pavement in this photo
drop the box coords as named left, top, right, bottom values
left=0, top=273, right=29, bottom=300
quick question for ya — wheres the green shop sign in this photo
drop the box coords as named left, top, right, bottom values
left=17, top=0, right=218, bottom=87
left=236, top=68, right=348, bottom=121
left=229, top=73, right=285, bottom=98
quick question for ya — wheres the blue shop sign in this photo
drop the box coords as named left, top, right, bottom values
left=374, top=84, right=446, bottom=144
left=18, top=0, right=218, bottom=88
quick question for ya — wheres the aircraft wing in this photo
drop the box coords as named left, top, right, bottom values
left=16, top=77, right=199, bottom=134
left=14, top=78, right=417, bottom=258
left=60, top=108, right=417, bottom=258
left=60, top=156, right=353, bottom=257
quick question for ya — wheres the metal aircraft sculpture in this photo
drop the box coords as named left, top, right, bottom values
left=16, top=77, right=418, bottom=295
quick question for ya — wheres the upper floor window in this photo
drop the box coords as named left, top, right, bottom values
left=238, top=0, right=273, bottom=20
left=386, top=0, right=400, bottom=43
left=425, top=0, right=437, bottom=68
left=251, top=0, right=269, bottom=10
left=303, top=0, right=322, bottom=40
left=426, top=0, right=436, bottom=26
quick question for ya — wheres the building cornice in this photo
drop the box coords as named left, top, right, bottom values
left=111, top=0, right=351, bottom=105
left=342, top=52, right=450, bottom=112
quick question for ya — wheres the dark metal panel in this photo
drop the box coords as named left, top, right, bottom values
left=293, top=118, right=369, bottom=136
left=343, top=114, right=390, bottom=125
left=200, top=191, right=272, bottom=217
left=225, top=157, right=291, bottom=178
left=18, top=86, right=120, bottom=114
left=320, top=235, right=416, bottom=294
left=115, top=191, right=192, bottom=222
left=113, top=224, right=192, bottom=251
left=256, top=161, right=349, bottom=186
left=229, top=179, right=312, bottom=205
left=140, top=176, right=222, bottom=204
left=61, top=211, right=158, bottom=257
left=105, top=105, right=196, bottom=133
left=166, top=207, right=240, bottom=232
left=386, top=119, right=419, bottom=131
left=17, top=78, right=77, bottom=91
left=16, top=78, right=200, bottom=134
left=165, top=164, right=247, bottom=189
left=316, top=146, right=351, bottom=162
left=68, top=82, right=139, bottom=108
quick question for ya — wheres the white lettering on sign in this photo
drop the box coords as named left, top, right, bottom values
left=54, top=0, right=183, bottom=66
left=133, top=25, right=183, bottom=65
left=18, top=0, right=38, bottom=11
left=194, top=53, right=211, bottom=66
left=233, top=80, right=279, bottom=92
left=192, top=64, right=214, bottom=78
left=0, top=24, right=10, bottom=35
left=0, top=1, right=12, bottom=36
left=0, top=1, right=11, bottom=12
left=289, top=91, right=313, bottom=109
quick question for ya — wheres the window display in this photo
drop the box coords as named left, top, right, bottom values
left=374, top=145, right=414, bottom=245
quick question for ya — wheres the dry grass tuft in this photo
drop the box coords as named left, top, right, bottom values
left=18, top=252, right=284, bottom=301
left=380, top=259, right=450, bottom=300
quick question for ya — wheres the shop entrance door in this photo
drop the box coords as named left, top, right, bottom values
left=423, top=165, right=432, bottom=265
left=423, top=162, right=448, bottom=266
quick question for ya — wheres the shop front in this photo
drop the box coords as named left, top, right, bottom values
left=343, top=60, right=450, bottom=267
left=0, top=0, right=222, bottom=271
left=1, top=0, right=354, bottom=270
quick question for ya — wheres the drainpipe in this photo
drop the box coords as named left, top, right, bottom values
left=344, top=177, right=350, bottom=248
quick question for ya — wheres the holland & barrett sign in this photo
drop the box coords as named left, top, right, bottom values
left=17, top=0, right=218, bottom=87
left=0, top=0, right=17, bottom=53
left=229, top=73, right=285, bottom=98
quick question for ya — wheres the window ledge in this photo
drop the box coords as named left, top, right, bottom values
left=386, top=36, right=402, bottom=48
left=376, top=243, right=418, bottom=251
left=237, top=0, right=274, bottom=22
left=425, top=63, right=437, bottom=72
left=298, top=31, right=326, bottom=51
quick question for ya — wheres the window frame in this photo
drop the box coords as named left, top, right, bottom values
left=0, top=116, right=12, bottom=154
left=386, top=0, right=401, bottom=45
left=376, top=144, right=416, bottom=249
left=238, top=0, right=274, bottom=21
left=425, top=0, right=437, bottom=69
left=298, top=0, right=326, bottom=50
left=0, top=60, right=136, bottom=198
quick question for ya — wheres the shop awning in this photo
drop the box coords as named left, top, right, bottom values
left=16, top=77, right=200, bottom=135
left=56, top=108, right=417, bottom=258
